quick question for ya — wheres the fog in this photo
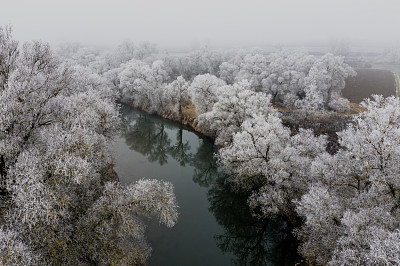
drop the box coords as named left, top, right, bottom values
left=1, top=0, right=399, bottom=50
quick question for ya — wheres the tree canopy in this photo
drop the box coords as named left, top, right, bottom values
left=0, top=26, right=178, bottom=265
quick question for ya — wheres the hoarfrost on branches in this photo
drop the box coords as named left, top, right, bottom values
left=218, top=114, right=327, bottom=218
left=0, top=26, right=178, bottom=265
left=296, top=95, right=400, bottom=265
left=189, top=74, right=226, bottom=115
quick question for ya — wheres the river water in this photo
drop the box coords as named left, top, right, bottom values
left=111, top=105, right=300, bottom=266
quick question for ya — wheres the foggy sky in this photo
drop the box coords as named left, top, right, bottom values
left=1, top=0, right=399, bottom=50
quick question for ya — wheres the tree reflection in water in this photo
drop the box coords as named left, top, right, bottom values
left=120, top=105, right=300, bottom=265
left=169, top=127, right=192, bottom=166
left=191, top=137, right=220, bottom=187
left=148, top=122, right=171, bottom=165
left=121, top=106, right=171, bottom=165
left=122, top=110, right=156, bottom=159
left=208, top=177, right=301, bottom=266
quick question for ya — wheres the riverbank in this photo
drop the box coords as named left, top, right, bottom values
left=121, top=99, right=203, bottom=135
left=120, top=99, right=363, bottom=155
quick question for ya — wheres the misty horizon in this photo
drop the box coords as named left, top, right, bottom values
left=1, top=0, right=399, bottom=52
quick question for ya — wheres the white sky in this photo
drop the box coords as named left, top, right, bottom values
left=1, top=0, right=399, bottom=49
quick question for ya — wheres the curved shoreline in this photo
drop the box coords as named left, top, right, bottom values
left=118, top=100, right=212, bottom=137
left=119, top=100, right=355, bottom=155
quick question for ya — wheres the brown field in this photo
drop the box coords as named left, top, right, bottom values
left=343, top=69, right=396, bottom=103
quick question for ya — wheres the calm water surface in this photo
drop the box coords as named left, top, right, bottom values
left=111, top=105, right=299, bottom=266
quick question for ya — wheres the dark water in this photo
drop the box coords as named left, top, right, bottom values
left=111, top=105, right=300, bottom=266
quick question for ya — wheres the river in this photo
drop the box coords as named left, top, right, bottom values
left=111, top=105, right=300, bottom=266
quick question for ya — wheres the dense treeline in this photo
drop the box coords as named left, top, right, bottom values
left=0, top=26, right=178, bottom=265
left=58, top=40, right=356, bottom=115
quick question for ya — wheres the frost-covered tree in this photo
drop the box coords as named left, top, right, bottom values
left=261, top=50, right=315, bottom=106
left=56, top=42, right=99, bottom=67
left=77, top=180, right=178, bottom=265
left=294, top=84, right=324, bottom=110
left=83, top=40, right=157, bottom=76
left=218, top=50, right=354, bottom=111
left=218, top=114, right=327, bottom=218
left=151, top=60, right=169, bottom=85
left=164, top=76, right=190, bottom=119
left=182, top=48, right=225, bottom=79
left=296, top=95, right=400, bottom=265
left=0, top=228, right=39, bottom=265
left=197, top=80, right=274, bottom=145
left=302, top=53, right=356, bottom=111
left=117, top=59, right=170, bottom=113
left=0, top=26, right=18, bottom=90
left=193, top=48, right=225, bottom=77
left=103, top=66, right=123, bottom=92
left=158, top=48, right=226, bottom=81
left=109, top=41, right=157, bottom=69
left=236, top=53, right=269, bottom=91
left=189, top=74, right=225, bottom=115
left=0, top=27, right=178, bottom=265
left=219, top=62, right=239, bottom=84
left=118, top=58, right=156, bottom=108
left=148, top=60, right=169, bottom=113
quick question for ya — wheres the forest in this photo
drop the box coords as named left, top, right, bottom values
left=1, top=23, right=400, bottom=265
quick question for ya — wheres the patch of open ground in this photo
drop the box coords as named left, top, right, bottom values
left=181, top=102, right=197, bottom=121
left=343, top=69, right=396, bottom=103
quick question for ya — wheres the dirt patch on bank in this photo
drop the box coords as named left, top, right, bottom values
left=181, top=102, right=198, bottom=129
